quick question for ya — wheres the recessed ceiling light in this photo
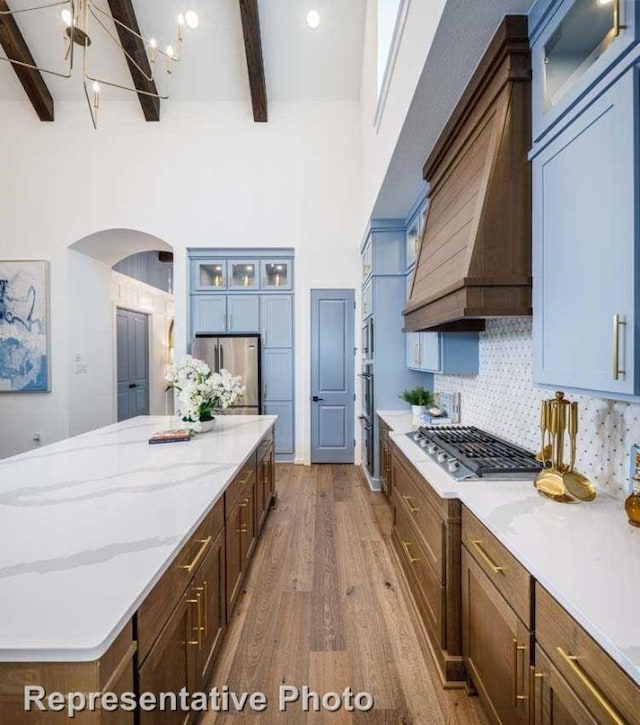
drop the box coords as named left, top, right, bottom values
left=307, top=10, right=320, bottom=29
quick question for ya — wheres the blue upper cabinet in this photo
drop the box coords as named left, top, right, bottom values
left=533, top=68, right=638, bottom=396
left=260, top=259, right=292, bottom=290
left=260, top=295, right=292, bottom=348
left=228, top=260, right=259, bottom=290
left=192, top=260, right=227, bottom=291
left=227, top=295, right=260, bottom=333
left=407, top=332, right=479, bottom=375
left=530, top=0, right=639, bottom=143
left=192, top=296, right=227, bottom=333
left=361, top=220, right=406, bottom=278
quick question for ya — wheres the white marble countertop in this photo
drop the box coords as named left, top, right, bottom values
left=378, top=409, right=640, bottom=686
left=0, top=415, right=276, bottom=663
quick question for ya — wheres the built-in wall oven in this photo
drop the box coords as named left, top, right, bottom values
left=359, top=364, right=374, bottom=475
left=361, top=317, right=374, bottom=361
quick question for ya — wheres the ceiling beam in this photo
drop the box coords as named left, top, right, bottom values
left=0, top=1, right=54, bottom=121
left=106, top=0, right=160, bottom=121
left=238, top=0, right=267, bottom=122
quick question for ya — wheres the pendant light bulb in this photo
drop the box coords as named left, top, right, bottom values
left=185, top=10, right=199, bottom=29
left=166, top=45, right=175, bottom=58
left=306, top=10, right=320, bottom=29
left=92, top=81, right=100, bottom=94
left=177, top=13, right=185, bottom=26
left=61, top=8, right=73, bottom=27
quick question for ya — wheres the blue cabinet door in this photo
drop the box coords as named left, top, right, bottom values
left=531, top=0, right=639, bottom=143
left=533, top=69, right=637, bottom=395
left=419, top=333, right=441, bottom=372
left=260, top=295, right=292, bottom=348
left=192, top=296, right=227, bottom=333
left=263, top=348, right=293, bottom=401
left=406, top=332, right=421, bottom=369
left=264, top=402, right=294, bottom=454
left=228, top=295, right=259, bottom=333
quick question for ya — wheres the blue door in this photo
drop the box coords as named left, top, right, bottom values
left=116, top=308, right=149, bottom=421
left=310, top=289, right=355, bottom=463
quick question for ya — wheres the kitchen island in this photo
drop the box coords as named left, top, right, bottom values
left=0, top=414, right=276, bottom=722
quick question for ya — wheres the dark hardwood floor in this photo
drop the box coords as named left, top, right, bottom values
left=203, top=464, right=488, bottom=724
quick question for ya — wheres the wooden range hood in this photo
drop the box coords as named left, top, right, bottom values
left=404, top=16, right=532, bottom=333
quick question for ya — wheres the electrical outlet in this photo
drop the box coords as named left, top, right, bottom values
left=33, top=433, right=41, bottom=445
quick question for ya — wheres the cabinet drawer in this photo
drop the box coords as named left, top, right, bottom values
left=393, top=490, right=444, bottom=648
left=461, top=507, right=531, bottom=627
left=392, top=446, right=445, bottom=578
left=535, top=585, right=639, bottom=724
left=225, top=453, right=256, bottom=516
left=137, top=497, right=224, bottom=664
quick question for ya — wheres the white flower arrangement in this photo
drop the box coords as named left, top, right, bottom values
left=165, top=355, right=245, bottom=430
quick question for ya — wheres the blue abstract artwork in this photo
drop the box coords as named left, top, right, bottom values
left=0, top=260, right=49, bottom=392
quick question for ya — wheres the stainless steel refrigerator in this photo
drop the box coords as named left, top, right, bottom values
left=191, top=334, right=261, bottom=414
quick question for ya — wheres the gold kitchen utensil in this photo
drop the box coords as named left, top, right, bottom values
left=534, top=392, right=595, bottom=503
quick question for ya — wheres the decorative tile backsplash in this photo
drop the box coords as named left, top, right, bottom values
left=436, top=318, right=638, bottom=499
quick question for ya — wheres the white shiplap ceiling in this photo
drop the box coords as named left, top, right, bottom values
left=0, top=0, right=366, bottom=104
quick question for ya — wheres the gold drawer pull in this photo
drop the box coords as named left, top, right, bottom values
left=529, top=666, right=544, bottom=724
left=401, top=540, right=419, bottom=564
left=556, top=647, right=624, bottom=725
left=199, top=580, right=209, bottom=637
left=512, top=640, right=527, bottom=705
left=180, top=536, right=212, bottom=573
left=470, top=539, right=505, bottom=575
left=402, top=495, right=418, bottom=513
left=185, top=591, right=203, bottom=649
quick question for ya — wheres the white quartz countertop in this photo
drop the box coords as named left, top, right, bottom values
left=378, top=409, right=640, bottom=686
left=0, top=415, right=276, bottom=662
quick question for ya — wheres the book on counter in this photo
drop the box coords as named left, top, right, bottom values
left=148, top=428, right=193, bottom=445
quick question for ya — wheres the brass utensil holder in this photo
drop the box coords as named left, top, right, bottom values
left=534, top=391, right=596, bottom=503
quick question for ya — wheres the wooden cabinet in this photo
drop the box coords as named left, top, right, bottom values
left=390, top=439, right=464, bottom=683
left=533, top=69, right=640, bottom=397
left=256, top=432, right=275, bottom=532
left=225, top=461, right=256, bottom=617
left=462, top=546, right=532, bottom=725
left=138, top=596, right=194, bottom=725
left=378, top=417, right=392, bottom=498
left=534, top=584, right=639, bottom=724
left=531, top=645, right=599, bottom=725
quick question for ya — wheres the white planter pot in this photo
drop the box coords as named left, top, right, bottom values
left=198, top=418, right=215, bottom=433
left=411, top=405, right=426, bottom=426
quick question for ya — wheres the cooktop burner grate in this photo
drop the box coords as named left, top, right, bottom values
left=417, top=425, right=542, bottom=477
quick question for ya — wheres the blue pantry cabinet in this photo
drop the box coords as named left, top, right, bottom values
left=530, top=0, right=640, bottom=398
left=360, top=220, right=431, bottom=488
left=189, top=251, right=295, bottom=458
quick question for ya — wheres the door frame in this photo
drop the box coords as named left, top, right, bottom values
left=114, top=306, right=151, bottom=422
left=309, top=288, right=356, bottom=464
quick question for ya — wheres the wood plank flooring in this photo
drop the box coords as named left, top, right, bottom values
left=202, top=464, right=488, bottom=724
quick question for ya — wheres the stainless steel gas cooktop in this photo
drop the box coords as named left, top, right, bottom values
left=405, top=425, right=542, bottom=482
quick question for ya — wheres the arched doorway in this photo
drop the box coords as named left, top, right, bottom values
left=67, top=229, right=174, bottom=434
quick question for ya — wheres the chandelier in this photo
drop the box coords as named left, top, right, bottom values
left=0, top=1, right=199, bottom=127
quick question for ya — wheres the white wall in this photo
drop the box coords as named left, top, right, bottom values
left=0, top=99, right=361, bottom=462
left=360, top=0, right=446, bottom=229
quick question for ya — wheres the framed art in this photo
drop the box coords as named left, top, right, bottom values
left=0, top=260, right=50, bottom=392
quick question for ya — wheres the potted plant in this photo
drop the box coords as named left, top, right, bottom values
left=166, top=355, right=245, bottom=432
left=399, top=385, right=435, bottom=426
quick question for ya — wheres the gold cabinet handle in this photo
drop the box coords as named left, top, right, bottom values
left=529, top=666, right=544, bottom=725
left=402, top=495, right=418, bottom=514
left=512, top=639, right=527, bottom=705
left=180, top=536, right=212, bottom=573
left=197, top=580, right=209, bottom=638
left=401, top=540, right=419, bottom=564
left=185, top=591, right=203, bottom=648
left=613, top=314, right=626, bottom=380
left=470, top=539, right=505, bottom=575
left=556, top=647, right=624, bottom=724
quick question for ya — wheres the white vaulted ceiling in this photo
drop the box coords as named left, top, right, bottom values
left=0, top=0, right=366, bottom=105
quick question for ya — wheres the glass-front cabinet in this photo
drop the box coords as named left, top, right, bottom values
left=229, top=260, right=258, bottom=290
left=194, top=260, right=227, bottom=290
left=261, top=260, right=292, bottom=290
left=531, top=0, right=639, bottom=141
